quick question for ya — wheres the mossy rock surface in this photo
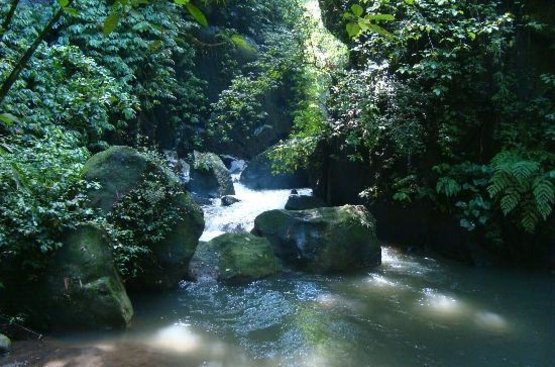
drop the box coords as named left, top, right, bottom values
left=253, top=205, right=381, bottom=273
left=0, top=334, right=10, bottom=354
left=188, top=152, right=234, bottom=199
left=130, top=191, right=204, bottom=290
left=83, top=146, right=153, bottom=212
left=83, top=146, right=205, bottom=290
left=42, top=225, right=133, bottom=331
left=189, top=233, right=282, bottom=282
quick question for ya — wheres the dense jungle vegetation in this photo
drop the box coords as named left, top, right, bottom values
left=0, top=0, right=554, bottom=332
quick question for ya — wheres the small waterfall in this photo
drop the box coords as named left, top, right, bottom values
left=199, top=176, right=311, bottom=241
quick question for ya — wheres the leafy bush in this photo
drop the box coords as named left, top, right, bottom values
left=0, top=130, right=95, bottom=276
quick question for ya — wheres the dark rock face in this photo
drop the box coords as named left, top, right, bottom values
left=285, top=194, right=328, bottom=210
left=84, top=146, right=205, bottom=290
left=240, top=149, right=308, bottom=190
left=189, top=233, right=282, bottom=282
left=188, top=152, right=235, bottom=199
left=221, top=195, right=240, bottom=206
left=253, top=205, right=381, bottom=273
left=39, top=226, right=133, bottom=331
left=0, top=334, right=11, bottom=354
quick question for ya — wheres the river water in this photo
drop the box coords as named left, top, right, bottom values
left=2, top=182, right=554, bottom=367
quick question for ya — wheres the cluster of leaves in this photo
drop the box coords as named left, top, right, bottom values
left=0, top=130, right=96, bottom=277
left=58, top=0, right=207, bottom=148
left=107, top=166, right=187, bottom=279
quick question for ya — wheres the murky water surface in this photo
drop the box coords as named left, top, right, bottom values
left=2, top=184, right=553, bottom=367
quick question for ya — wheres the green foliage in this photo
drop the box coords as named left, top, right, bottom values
left=59, top=0, right=206, bottom=147
left=106, top=157, right=189, bottom=279
left=0, top=130, right=95, bottom=276
left=488, top=151, right=554, bottom=232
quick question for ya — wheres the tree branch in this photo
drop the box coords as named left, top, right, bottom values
left=0, top=0, right=74, bottom=107
left=0, top=0, right=20, bottom=40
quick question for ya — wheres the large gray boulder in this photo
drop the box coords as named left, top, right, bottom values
left=253, top=205, right=381, bottom=273
left=189, top=233, right=282, bottom=282
left=83, top=146, right=205, bottom=290
left=188, top=152, right=235, bottom=198
left=0, top=334, right=10, bottom=354
left=240, top=148, right=308, bottom=190
left=42, top=225, right=133, bottom=331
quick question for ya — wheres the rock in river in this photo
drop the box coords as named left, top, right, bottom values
left=0, top=334, right=11, bottom=354
left=253, top=205, right=381, bottom=273
left=189, top=233, right=282, bottom=282
left=83, top=146, right=205, bottom=290
left=42, top=225, right=134, bottom=331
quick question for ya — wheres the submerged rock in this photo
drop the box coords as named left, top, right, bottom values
left=188, top=152, right=235, bottom=198
left=83, top=146, right=205, bottom=290
left=189, top=233, right=282, bottom=282
left=0, top=334, right=10, bottom=354
left=240, top=148, right=308, bottom=189
left=43, top=225, right=133, bottom=331
left=221, top=195, right=241, bottom=206
left=285, top=194, right=328, bottom=210
left=253, top=205, right=381, bottom=273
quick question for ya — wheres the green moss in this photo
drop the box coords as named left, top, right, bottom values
left=190, top=233, right=282, bottom=282
left=253, top=205, right=381, bottom=273
left=83, top=146, right=150, bottom=212
left=42, top=225, right=133, bottom=331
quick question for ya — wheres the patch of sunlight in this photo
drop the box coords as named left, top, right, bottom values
left=418, top=288, right=467, bottom=318
left=149, top=322, right=201, bottom=353
left=44, top=361, right=66, bottom=367
left=315, top=293, right=364, bottom=312
left=301, top=350, right=330, bottom=367
left=474, top=310, right=509, bottom=332
left=94, top=343, right=116, bottom=352
left=367, top=274, right=397, bottom=287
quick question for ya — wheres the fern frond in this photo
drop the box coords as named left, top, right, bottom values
left=533, top=177, right=555, bottom=219
left=500, top=191, right=520, bottom=215
left=520, top=210, right=539, bottom=233
left=511, top=161, right=540, bottom=183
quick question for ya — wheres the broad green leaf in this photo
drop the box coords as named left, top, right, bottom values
left=58, top=0, right=69, bottom=8
left=64, top=7, right=79, bottom=17
left=0, top=113, right=19, bottom=126
left=365, top=13, right=395, bottom=22
left=346, top=22, right=361, bottom=38
left=185, top=3, right=208, bottom=27
left=174, top=0, right=190, bottom=5
left=103, top=13, right=120, bottom=35
left=351, top=4, right=364, bottom=17
left=231, top=34, right=256, bottom=52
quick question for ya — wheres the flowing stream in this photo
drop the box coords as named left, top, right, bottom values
left=2, top=180, right=554, bottom=367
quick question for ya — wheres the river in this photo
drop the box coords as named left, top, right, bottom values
left=2, top=181, right=554, bottom=367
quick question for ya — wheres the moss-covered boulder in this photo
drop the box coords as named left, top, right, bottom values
left=253, top=205, right=381, bottom=273
left=188, top=152, right=235, bottom=198
left=189, top=233, right=282, bottom=282
left=0, top=334, right=10, bottom=354
left=83, top=146, right=205, bottom=290
left=84, top=146, right=151, bottom=212
left=42, top=225, right=133, bottom=331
